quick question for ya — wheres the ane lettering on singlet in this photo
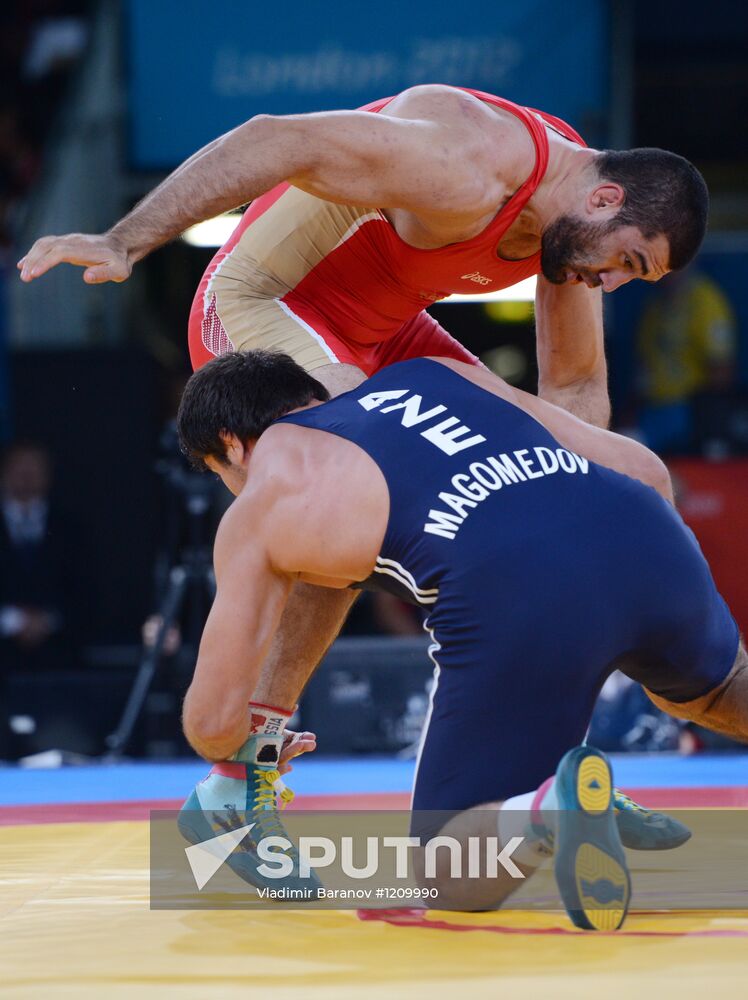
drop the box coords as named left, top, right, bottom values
left=357, top=389, right=487, bottom=456
left=356, top=386, right=589, bottom=541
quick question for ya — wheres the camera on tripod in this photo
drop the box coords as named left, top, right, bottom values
left=155, top=421, right=223, bottom=554
left=105, top=421, right=227, bottom=758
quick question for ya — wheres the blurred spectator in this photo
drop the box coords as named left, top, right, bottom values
left=0, top=107, right=40, bottom=247
left=0, top=441, right=89, bottom=675
left=0, top=3, right=89, bottom=248
left=22, top=13, right=88, bottom=81
left=588, top=672, right=681, bottom=752
left=636, top=268, right=737, bottom=453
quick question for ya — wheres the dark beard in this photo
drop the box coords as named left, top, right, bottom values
left=540, top=215, right=607, bottom=284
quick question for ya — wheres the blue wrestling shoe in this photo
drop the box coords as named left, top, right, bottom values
left=178, top=733, right=320, bottom=895
left=613, top=789, right=691, bottom=851
left=552, top=746, right=631, bottom=931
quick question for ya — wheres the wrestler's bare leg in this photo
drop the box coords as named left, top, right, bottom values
left=313, top=362, right=366, bottom=395
left=415, top=799, right=537, bottom=912
left=250, top=583, right=358, bottom=711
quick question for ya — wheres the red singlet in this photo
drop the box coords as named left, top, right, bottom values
left=188, top=88, right=586, bottom=373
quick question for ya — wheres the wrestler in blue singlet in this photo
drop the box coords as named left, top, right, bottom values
left=278, top=359, right=738, bottom=819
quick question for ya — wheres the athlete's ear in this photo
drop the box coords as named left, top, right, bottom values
left=219, top=431, right=253, bottom=468
left=586, top=183, right=625, bottom=216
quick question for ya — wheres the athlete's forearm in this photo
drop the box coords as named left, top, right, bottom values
left=108, top=116, right=305, bottom=262
left=535, top=278, right=610, bottom=428
left=182, top=503, right=294, bottom=762
left=538, top=372, right=610, bottom=428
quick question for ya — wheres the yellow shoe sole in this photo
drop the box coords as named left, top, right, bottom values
left=553, top=746, right=631, bottom=931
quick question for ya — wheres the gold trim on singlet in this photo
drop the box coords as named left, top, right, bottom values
left=211, top=186, right=379, bottom=300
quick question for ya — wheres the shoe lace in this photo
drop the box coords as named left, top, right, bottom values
left=209, top=767, right=297, bottom=853
left=250, top=767, right=295, bottom=840
left=614, top=789, right=643, bottom=813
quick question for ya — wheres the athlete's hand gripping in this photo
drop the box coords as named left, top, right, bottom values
left=17, top=232, right=132, bottom=285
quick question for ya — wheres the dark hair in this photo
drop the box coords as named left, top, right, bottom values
left=177, top=350, right=330, bottom=468
left=595, top=148, right=709, bottom=270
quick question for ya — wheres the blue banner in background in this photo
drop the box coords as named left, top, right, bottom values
left=125, top=0, right=610, bottom=169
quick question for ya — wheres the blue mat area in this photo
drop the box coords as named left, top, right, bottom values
left=0, top=758, right=411, bottom=805
left=0, top=753, right=746, bottom=806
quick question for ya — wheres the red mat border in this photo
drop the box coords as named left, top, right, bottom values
left=357, top=907, right=748, bottom=938
left=1, top=786, right=747, bottom=827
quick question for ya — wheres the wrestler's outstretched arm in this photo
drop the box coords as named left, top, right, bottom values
left=18, top=85, right=503, bottom=284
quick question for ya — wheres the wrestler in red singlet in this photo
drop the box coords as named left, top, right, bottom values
left=188, top=88, right=586, bottom=375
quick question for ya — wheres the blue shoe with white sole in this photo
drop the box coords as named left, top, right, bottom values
left=553, top=746, right=631, bottom=931
left=178, top=733, right=321, bottom=895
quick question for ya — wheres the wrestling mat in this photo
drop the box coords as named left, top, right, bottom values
left=1, top=755, right=746, bottom=998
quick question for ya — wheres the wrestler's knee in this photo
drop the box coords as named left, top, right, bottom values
left=182, top=687, right=246, bottom=756
left=313, top=363, right=366, bottom=397
left=412, top=843, right=521, bottom=911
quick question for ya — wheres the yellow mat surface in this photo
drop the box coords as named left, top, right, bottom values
left=1, top=820, right=746, bottom=999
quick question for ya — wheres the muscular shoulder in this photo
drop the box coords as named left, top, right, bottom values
left=234, top=422, right=388, bottom=583
left=238, top=424, right=318, bottom=521
left=384, top=85, right=494, bottom=126
left=231, top=423, right=344, bottom=540
left=384, top=85, right=536, bottom=192
left=212, top=428, right=310, bottom=578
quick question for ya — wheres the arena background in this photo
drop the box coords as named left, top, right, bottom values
left=1, top=2, right=748, bottom=995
